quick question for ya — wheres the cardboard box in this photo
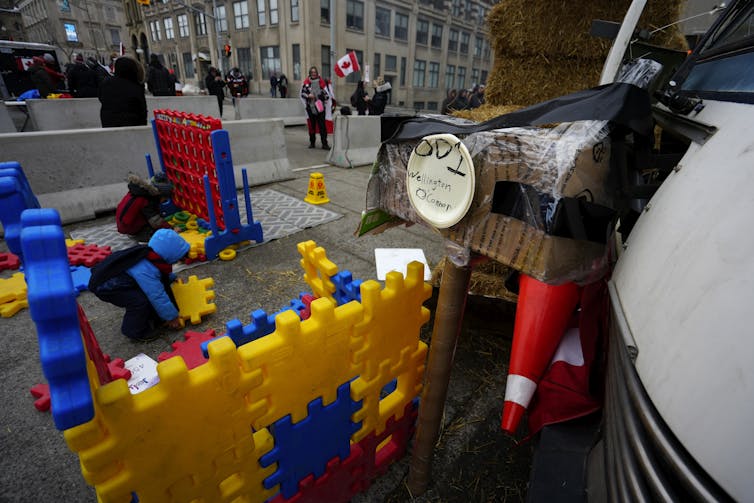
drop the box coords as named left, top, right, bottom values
left=362, top=121, right=613, bottom=284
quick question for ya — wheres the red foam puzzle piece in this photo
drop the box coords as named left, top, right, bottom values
left=158, top=329, right=217, bottom=369
left=105, top=355, right=132, bottom=381
left=30, top=383, right=51, bottom=412
left=300, top=294, right=315, bottom=321
left=67, top=243, right=112, bottom=267
left=0, top=252, right=21, bottom=271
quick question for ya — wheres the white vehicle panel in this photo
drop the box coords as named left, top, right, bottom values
left=612, top=100, right=754, bottom=501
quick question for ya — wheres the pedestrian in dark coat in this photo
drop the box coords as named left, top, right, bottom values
left=350, top=80, right=370, bottom=115
left=270, top=72, right=278, bottom=97
left=147, top=54, right=175, bottom=96
left=205, top=66, right=226, bottom=116
left=99, top=56, right=147, bottom=128
left=67, top=53, right=99, bottom=98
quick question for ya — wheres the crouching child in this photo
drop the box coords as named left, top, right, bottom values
left=116, top=173, right=177, bottom=242
left=88, top=229, right=190, bottom=341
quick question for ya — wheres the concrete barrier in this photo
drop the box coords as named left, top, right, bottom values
left=0, top=119, right=291, bottom=224
left=25, top=96, right=224, bottom=131
left=325, top=115, right=381, bottom=168
left=0, top=102, right=17, bottom=133
left=235, top=97, right=306, bottom=125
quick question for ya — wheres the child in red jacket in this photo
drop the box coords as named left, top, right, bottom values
left=116, top=173, right=176, bottom=241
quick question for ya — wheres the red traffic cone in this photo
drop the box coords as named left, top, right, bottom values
left=501, top=274, right=580, bottom=434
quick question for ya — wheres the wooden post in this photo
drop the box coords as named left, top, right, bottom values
left=407, top=258, right=472, bottom=495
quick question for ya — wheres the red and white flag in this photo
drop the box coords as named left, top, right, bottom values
left=334, top=51, right=360, bottom=78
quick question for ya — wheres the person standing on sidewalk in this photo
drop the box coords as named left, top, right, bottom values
left=205, top=67, right=226, bottom=117
left=146, top=54, right=175, bottom=96
left=300, top=66, right=332, bottom=150
left=99, top=56, right=147, bottom=127
left=270, top=72, right=278, bottom=97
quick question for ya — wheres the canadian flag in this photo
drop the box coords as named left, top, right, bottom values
left=334, top=51, right=360, bottom=78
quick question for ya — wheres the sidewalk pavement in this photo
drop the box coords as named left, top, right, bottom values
left=0, top=125, right=531, bottom=502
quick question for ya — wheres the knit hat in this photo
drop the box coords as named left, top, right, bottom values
left=150, top=173, right=173, bottom=196
left=43, top=53, right=55, bottom=64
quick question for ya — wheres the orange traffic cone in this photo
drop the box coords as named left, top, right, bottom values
left=501, top=274, right=580, bottom=435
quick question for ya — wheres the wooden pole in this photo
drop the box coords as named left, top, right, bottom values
left=407, top=258, right=472, bottom=495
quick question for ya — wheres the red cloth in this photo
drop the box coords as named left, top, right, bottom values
left=526, top=279, right=608, bottom=437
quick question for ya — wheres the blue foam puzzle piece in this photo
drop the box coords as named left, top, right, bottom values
left=200, top=308, right=277, bottom=358
left=69, top=265, right=91, bottom=295
left=0, top=163, right=41, bottom=258
left=20, top=208, right=94, bottom=430
left=331, top=270, right=363, bottom=305
left=260, top=381, right=362, bottom=498
left=203, top=130, right=263, bottom=260
left=0, top=162, right=41, bottom=209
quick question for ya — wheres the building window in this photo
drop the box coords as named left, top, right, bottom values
left=449, top=29, right=458, bottom=52
left=464, top=0, right=473, bottom=21
left=445, top=64, right=455, bottom=89
left=149, top=20, right=161, bottom=41
left=320, top=0, right=329, bottom=24
left=460, top=31, right=470, bottom=53
left=321, top=45, right=331, bottom=78
left=346, top=0, right=363, bottom=30
left=416, top=18, right=428, bottom=45
left=233, top=1, right=248, bottom=29
left=413, top=59, right=426, bottom=87
left=256, top=0, right=265, bottom=25
left=163, top=18, right=173, bottom=39
left=431, top=23, right=442, bottom=48
left=395, top=12, right=408, bottom=41
left=215, top=5, right=227, bottom=32
left=290, top=0, right=299, bottom=22
left=260, top=45, right=280, bottom=78
left=474, top=36, right=483, bottom=57
left=385, top=54, right=396, bottom=72
left=471, top=68, right=479, bottom=86
left=345, top=48, right=363, bottom=83
left=194, top=13, right=207, bottom=36
left=479, top=7, right=486, bottom=26
left=64, top=22, right=78, bottom=41
left=400, top=56, right=406, bottom=86
left=458, top=66, right=466, bottom=89
left=110, top=28, right=121, bottom=44
left=376, top=7, right=390, bottom=37
left=182, top=51, right=194, bottom=78
left=178, top=14, right=189, bottom=37
left=426, top=101, right=438, bottom=111
left=373, top=53, right=380, bottom=79
left=168, top=53, right=178, bottom=78
left=451, top=0, right=461, bottom=16
left=483, top=39, right=491, bottom=59
left=292, top=43, right=301, bottom=79
left=413, top=101, right=424, bottom=111
left=238, top=47, right=251, bottom=76
left=270, top=0, right=278, bottom=24
left=480, top=70, right=488, bottom=84
left=428, top=62, right=439, bottom=88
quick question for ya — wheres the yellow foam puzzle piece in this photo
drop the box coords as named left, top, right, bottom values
left=297, top=240, right=338, bottom=301
left=0, top=272, right=27, bottom=304
left=171, top=275, right=216, bottom=325
left=0, top=297, right=29, bottom=317
left=65, top=238, right=85, bottom=247
left=178, top=229, right=209, bottom=258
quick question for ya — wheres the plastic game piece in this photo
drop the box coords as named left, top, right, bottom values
left=170, top=275, right=216, bottom=325
left=20, top=208, right=94, bottom=430
left=201, top=309, right=276, bottom=358
left=0, top=252, right=20, bottom=271
left=105, top=355, right=132, bottom=381
left=158, top=329, right=217, bottom=370
left=219, top=248, right=236, bottom=260
left=0, top=271, right=28, bottom=317
left=260, top=382, right=362, bottom=498
left=331, top=271, right=363, bottom=305
left=30, top=383, right=51, bottom=412
left=297, top=241, right=338, bottom=301
left=0, top=162, right=41, bottom=257
left=299, top=294, right=315, bottom=321
left=0, top=296, right=28, bottom=317
left=69, top=265, right=91, bottom=295
left=78, top=304, right=123, bottom=385
left=67, top=243, right=112, bottom=267
left=65, top=238, right=85, bottom=247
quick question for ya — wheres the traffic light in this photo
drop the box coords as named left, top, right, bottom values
left=136, top=0, right=150, bottom=5
left=223, top=44, right=231, bottom=58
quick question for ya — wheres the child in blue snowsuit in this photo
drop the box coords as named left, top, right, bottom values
left=90, top=229, right=190, bottom=341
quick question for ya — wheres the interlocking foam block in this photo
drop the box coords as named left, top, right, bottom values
left=0, top=296, right=28, bottom=317
left=78, top=304, right=124, bottom=386
left=350, top=262, right=431, bottom=441
left=240, top=299, right=365, bottom=430
left=67, top=243, right=112, bottom=267
left=70, top=265, right=91, bottom=294
left=0, top=271, right=27, bottom=304
left=65, top=238, right=85, bottom=247
left=30, top=383, right=51, bottom=412
left=170, top=275, right=216, bottom=325
left=260, top=382, right=362, bottom=499
left=64, top=337, right=277, bottom=503
left=20, top=209, right=93, bottom=430
left=359, top=399, right=419, bottom=480
left=299, top=294, right=315, bottom=321
left=0, top=162, right=41, bottom=257
left=331, top=271, right=363, bottom=306
left=297, top=241, right=338, bottom=301
left=158, top=329, right=216, bottom=370
left=0, top=252, right=21, bottom=271
left=105, top=355, right=132, bottom=381
left=178, top=229, right=209, bottom=259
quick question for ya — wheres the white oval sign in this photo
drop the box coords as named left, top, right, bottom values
left=406, top=133, right=475, bottom=229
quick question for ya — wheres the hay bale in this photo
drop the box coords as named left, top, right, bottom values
left=431, top=256, right=519, bottom=302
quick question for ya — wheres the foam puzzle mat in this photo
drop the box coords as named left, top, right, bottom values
left=69, top=189, right=342, bottom=253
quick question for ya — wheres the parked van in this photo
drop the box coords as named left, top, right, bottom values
left=529, top=1, right=753, bottom=501
left=0, top=40, right=62, bottom=99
